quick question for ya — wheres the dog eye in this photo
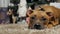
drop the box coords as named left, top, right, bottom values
left=31, top=15, right=36, bottom=19
left=41, top=17, right=47, bottom=21
left=31, top=16, right=35, bottom=19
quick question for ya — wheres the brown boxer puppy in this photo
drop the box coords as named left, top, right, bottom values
left=26, top=6, right=60, bottom=29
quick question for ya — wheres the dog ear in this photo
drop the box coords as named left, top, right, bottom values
left=26, top=10, right=33, bottom=17
left=29, top=10, right=33, bottom=14
left=46, top=12, right=53, bottom=17
left=28, top=7, right=33, bottom=14
left=39, top=6, right=45, bottom=11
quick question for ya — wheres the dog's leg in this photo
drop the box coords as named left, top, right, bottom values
left=12, top=15, right=17, bottom=24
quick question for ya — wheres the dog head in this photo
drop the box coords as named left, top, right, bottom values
left=27, top=9, right=49, bottom=29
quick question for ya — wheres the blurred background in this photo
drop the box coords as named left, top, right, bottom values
left=0, top=0, right=59, bottom=24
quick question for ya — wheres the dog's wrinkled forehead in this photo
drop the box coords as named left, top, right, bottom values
left=30, top=9, right=48, bottom=18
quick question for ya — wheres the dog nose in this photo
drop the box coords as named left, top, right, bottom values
left=34, top=24, right=42, bottom=29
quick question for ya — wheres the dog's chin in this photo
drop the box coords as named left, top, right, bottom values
left=29, top=23, right=45, bottom=30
